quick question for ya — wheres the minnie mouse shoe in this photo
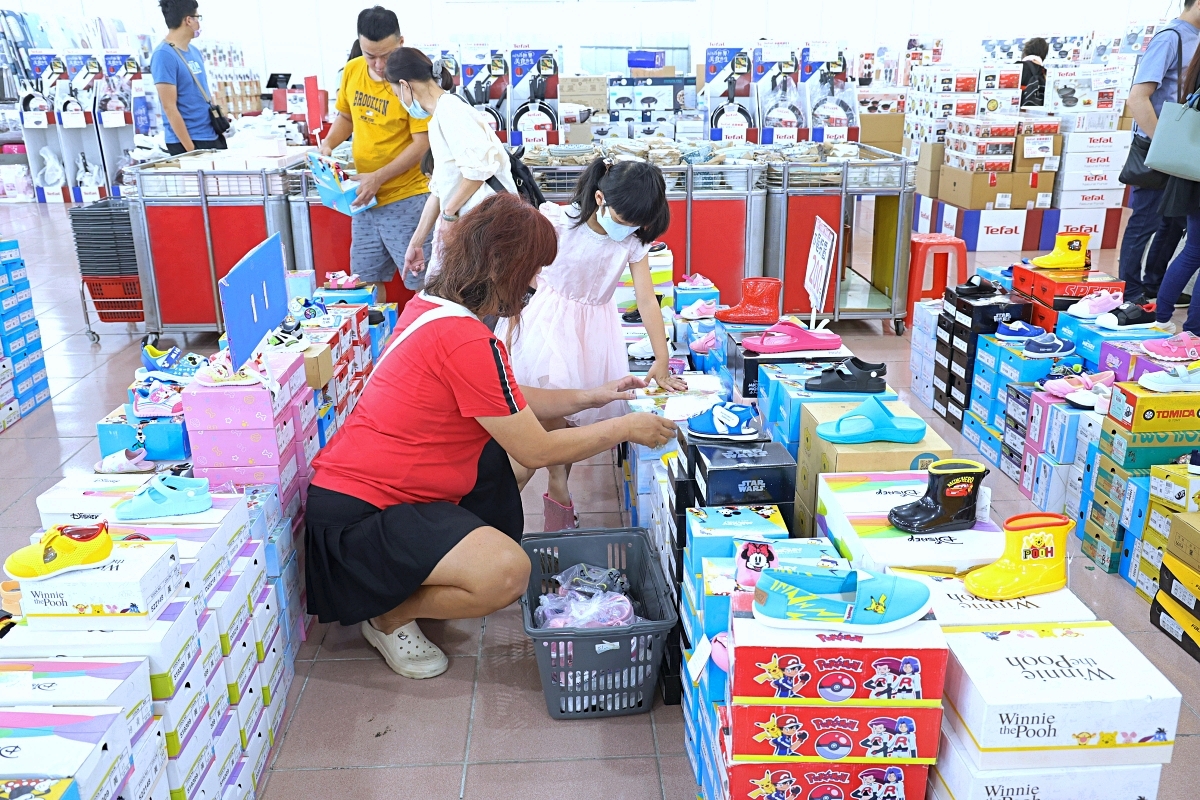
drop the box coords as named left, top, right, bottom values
left=361, top=620, right=449, bottom=679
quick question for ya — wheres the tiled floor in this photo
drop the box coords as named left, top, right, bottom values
left=2, top=202, right=1198, bottom=798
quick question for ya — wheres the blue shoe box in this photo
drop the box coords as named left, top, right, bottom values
left=770, top=420, right=798, bottom=462
left=96, top=409, right=191, bottom=461
left=1043, top=403, right=1085, bottom=464
left=22, top=321, right=40, bottom=352
left=997, top=342, right=1054, bottom=384
left=700, top=557, right=735, bottom=640
left=674, top=285, right=719, bottom=313
left=1, top=326, right=25, bottom=357
left=369, top=322, right=389, bottom=360
left=11, top=278, right=31, bottom=314
left=1118, top=523, right=1144, bottom=587
left=313, top=286, right=377, bottom=307
left=6, top=260, right=27, bottom=282
left=968, top=385, right=991, bottom=421
left=683, top=506, right=789, bottom=579
left=285, top=270, right=316, bottom=302
left=963, top=411, right=1002, bottom=467
left=1076, top=441, right=1100, bottom=535
left=775, top=382, right=898, bottom=442
left=316, top=402, right=337, bottom=447
left=0, top=237, right=22, bottom=261
left=16, top=377, right=49, bottom=417
left=698, top=652, right=728, bottom=705
left=971, top=360, right=1001, bottom=399
left=1054, top=312, right=1088, bottom=345
left=1073, top=322, right=1169, bottom=364
left=758, top=362, right=824, bottom=424
left=975, top=265, right=1013, bottom=292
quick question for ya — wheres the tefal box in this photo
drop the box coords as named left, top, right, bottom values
left=1150, top=463, right=1200, bottom=513
left=943, top=622, right=1181, bottom=769
left=0, top=706, right=132, bottom=800
left=891, top=572, right=1096, bottom=627
left=1010, top=265, right=1123, bottom=309
left=1109, top=382, right=1200, bottom=433
left=19, top=541, right=182, bottom=631
left=727, top=702, right=941, bottom=762
left=933, top=721, right=1162, bottom=800
left=727, top=760, right=929, bottom=800
left=816, top=471, right=1005, bottom=573
left=728, top=593, right=948, bottom=705
left=0, top=657, right=154, bottom=742
left=695, top=442, right=796, bottom=507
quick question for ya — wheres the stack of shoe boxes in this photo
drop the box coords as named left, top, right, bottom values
left=1042, top=128, right=1132, bottom=249
left=935, top=287, right=1030, bottom=434
left=1098, top=339, right=1183, bottom=386
left=1018, top=391, right=1103, bottom=516
left=1060, top=408, right=1104, bottom=522
left=1151, top=511, right=1200, bottom=664
left=909, top=299, right=941, bottom=408
left=0, top=238, right=48, bottom=428
left=1010, top=263, right=1123, bottom=342
left=933, top=622, right=1180, bottom=800
left=1056, top=313, right=1168, bottom=372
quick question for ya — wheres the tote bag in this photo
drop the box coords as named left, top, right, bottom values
left=1146, top=93, right=1200, bottom=182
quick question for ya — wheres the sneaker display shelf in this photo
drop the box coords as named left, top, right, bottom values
left=0, top=237, right=48, bottom=431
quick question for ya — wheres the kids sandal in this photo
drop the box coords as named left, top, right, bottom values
left=689, top=331, right=718, bottom=354
left=136, top=345, right=208, bottom=383
left=114, top=475, right=212, bottom=521
left=1138, top=360, right=1200, bottom=393
left=1065, top=289, right=1123, bottom=319
left=815, top=397, right=927, bottom=444
left=4, top=523, right=114, bottom=582
left=742, top=321, right=842, bottom=354
left=804, top=358, right=887, bottom=393
left=131, top=380, right=183, bottom=418
left=94, top=448, right=155, bottom=474
left=751, top=568, right=933, bottom=635
left=954, top=275, right=1002, bottom=298
left=324, top=271, right=361, bottom=289
left=686, top=402, right=761, bottom=440
left=679, top=299, right=717, bottom=320
left=264, top=315, right=307, bottom=351
left=1141, top=332, right=1200, bottom=362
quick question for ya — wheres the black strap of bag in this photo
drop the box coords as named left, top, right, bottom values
left=168, top=43, right=231, bottom=136
left=1120, top=27, right=1184, bottom=190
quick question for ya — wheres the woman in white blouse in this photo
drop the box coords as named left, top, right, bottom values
left=385, top=48, right=517, bottom=279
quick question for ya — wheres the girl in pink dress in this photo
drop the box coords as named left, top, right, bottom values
left=497, top=157, right=684, bottom=530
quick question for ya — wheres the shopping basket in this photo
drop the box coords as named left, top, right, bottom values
left=521, top=527, right=678, bottom=720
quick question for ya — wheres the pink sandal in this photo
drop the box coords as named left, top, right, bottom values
left=742, top=320, right=842, bottom=354
left=324, top=271, right=362, bottom=290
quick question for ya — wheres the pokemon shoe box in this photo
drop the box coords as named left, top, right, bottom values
left=728, top=592, right=948, bottom=705
left=684, top=507, right=790, bottom=578
left=35, top=474, right=155, bottom=527
left=20, top=541, right=182, bottom=631
left=817, top=472, right=1005, bottom=573
left=943, top=622, right=1181, bottom=768
left=0, top=707, right=132, bottom=800
left=727, top=761, right=928, bottom=800
left=124, top=716, right=167, bottom=800
left=0, top=658, right=153, bottom=742
left=933, top=720, right=1161, bottom=800
left=728, top=703, right=941, bottom=763
left=0, top=600, right=201, bottom=701
left=890, top=573, right=1096, bottom=626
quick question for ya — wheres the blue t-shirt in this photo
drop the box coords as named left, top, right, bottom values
left=150, top=40, right=217, bottom=144
left=1132, top=18, right=1200, bottom=135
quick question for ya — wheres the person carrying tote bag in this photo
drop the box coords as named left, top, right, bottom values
left=1147, top=91, right=1200, bottom=180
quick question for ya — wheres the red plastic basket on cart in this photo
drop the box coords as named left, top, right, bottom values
left=83, top=276, right=145, bottom=323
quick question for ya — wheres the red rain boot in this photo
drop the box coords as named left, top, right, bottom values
left=714, top=277, right=782, bottom=324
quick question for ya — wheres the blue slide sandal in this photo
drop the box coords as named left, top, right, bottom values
left=815, top=397, right=927, bottom=444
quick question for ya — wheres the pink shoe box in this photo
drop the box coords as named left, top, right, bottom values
left=1019, top=439, right=1043, bottom=500
left=1025, top=390, right=1062, bottom=450
left=282, top=480, right=303, bottom=522
left=1131, top=351, right=1179, bottom=382
left=182, top=383, right=291, bottom=433
left=262, top=352, right=304, bottom=411
left=190, top=416, right=296, bottom=469
left=289, top=387, right=316, bottom=433
left=290, top=421, right=320, bottom=475
left=196, top=450, right=299, bottom=495
left=325, top=303, right=369, bottom=344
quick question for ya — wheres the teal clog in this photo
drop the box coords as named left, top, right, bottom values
left=815, top=397, right=927, bottom=444
left=752, top=568, right=932, bottom=634
left=114, top=475, right=212, bottom=521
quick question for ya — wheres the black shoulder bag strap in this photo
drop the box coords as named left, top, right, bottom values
left=1119, top=27, right=1183, bottom=190
left=168, top=42, right=230, bottom=136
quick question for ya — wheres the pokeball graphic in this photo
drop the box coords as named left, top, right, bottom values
left=808, top=785, right=845, bottom=800
left=814, top=730, right=854, bottom=760
left=817, top=672, right=856, bottom=702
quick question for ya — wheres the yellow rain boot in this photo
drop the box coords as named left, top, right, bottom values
left=1030, top=232, right=1091, bottom=270
left=964, top=513, right=1073, bottom=601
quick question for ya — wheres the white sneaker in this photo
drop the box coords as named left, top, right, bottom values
left=1155, top=321, right=1178, bottom=335
left=360, top=620, right=449, bottom=679
left=627, top=336, right=656, bottom=359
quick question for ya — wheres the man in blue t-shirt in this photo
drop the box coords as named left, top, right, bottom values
left=149, top=0, right=224, bottom=154
left=1120, top=2, right=1200, bottom=305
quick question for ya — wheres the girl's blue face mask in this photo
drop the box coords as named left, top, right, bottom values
left=398, top=82, right=430, bottom=119
left=597, top=201, right=639, bottom=242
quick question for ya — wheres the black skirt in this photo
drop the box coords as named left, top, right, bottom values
left=1159, top=175, right=1200, bottom=219
left=305, top=438, right=524, bottom=625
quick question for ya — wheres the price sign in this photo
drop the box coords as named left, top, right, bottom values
left=100, top=110, right=126, bottom=127
left=61, top=110, right=86, bottom=128
left=21, top=112, right=48, bottom=129
left=805, top=216, right=837, bottom=317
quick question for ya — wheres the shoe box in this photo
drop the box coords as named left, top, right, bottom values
left=694, top=442, right=796, bottom=508
left=682, top=505, right=790, bottom=579
left=1056, top=316, right=1168, bottom=366
left=0, top=656, right=155, bottom=737
left=0, top=707, right=133, bottom=800
left=1010, top=265, right=1124, bottom=311
left=943, top=621, right=1180, bottom=769
left=1097, top=339, right=1183, bottom=382
left=1150, top=463, right=1200, bottom=513
left=942, top=287, right=1031, bottom=335
left=727, top=330, right=852, bottom=398
left=901, top=572, right=1096, bottom=627
left=1111, top=383, right=1200, bottom=433
left=773, top=379, right=898, bottom=445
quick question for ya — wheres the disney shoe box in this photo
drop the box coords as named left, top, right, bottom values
left=893, top=573, right=1096, bottom=627
left=0, top=706, right=132, bottom=800
left=683, top=506, right=790, bottom=579
left=0, top=657, right=153, bottom=742
left=943, top=622, right=1181, bottom=769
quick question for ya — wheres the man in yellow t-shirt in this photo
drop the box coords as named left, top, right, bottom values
left=319, top=6, right=431, bottom=300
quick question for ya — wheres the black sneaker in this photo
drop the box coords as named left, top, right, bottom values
left=1190, top=450, right=1200, bottom=476
left=1178, top=293, right=1192, bottom=308
left=368, top=309, right=384, bottom=326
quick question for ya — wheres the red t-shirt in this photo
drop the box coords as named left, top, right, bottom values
left=311, top=297, right=526, bottom=509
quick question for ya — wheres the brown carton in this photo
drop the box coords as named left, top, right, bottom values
left=938, top=165, right=1014, bottom=210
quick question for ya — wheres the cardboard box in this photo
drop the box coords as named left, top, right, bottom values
left=19, top=541, right=182, bottom=631
left=1151, top=463, right=1200, bottom=512
left=859, top=112, right=905, bottom=151
left=1099, top=416, right=1200, bottom=469
left=894, top=572, right=1095, bottom=626
left=1168, top=512, right=1200, bottom=573
left=1008, top=171, right=1053, bottom=209
left=916, top=166, right=940, bottom=197
left=1013, top=133, right=1062, bottom=172
left=0, top=706, right=132, bottom=800
left=938, top=166, right=1013, bottom=210
left=943, top=622, right=1181, bottom=768
left=302, top=343, right=334, bottom=390
left=797, top=401, right=952, bottom=510
left=0, top=657, right=154, bottom=742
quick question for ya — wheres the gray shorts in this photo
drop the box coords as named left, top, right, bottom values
left=350, top=193, right=433, bottom=288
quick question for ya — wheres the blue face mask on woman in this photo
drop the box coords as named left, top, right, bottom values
left=598, top=204, right=639, bottom=242
left=400, top=82, right=431, bottom=119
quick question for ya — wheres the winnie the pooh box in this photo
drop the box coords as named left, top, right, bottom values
left=943, top=622, right=1181, bottom=769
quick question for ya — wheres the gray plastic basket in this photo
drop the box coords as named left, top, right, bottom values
left=521, top=527, right=679, bottom=719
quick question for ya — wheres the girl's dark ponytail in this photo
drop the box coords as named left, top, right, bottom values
left=568, top=157, right=610, bottom=231
left=569, top=157, right=670, bottom=244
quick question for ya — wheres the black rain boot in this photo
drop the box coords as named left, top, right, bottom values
left=622, top=293, right=664, bottom=323
left=887, top=459, right=989, bottom=535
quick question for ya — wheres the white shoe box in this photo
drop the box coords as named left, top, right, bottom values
left=35, top=473, right=155, bottom=527
left=154, top=656, right=208, bottom=758
left=893, top=573, right=1096, bottom=627
left=232, top=664, right=265, bottom=749
left=933, top=721, right=1162, bottom=800
left=223, top=619, right=258, bottom=706
left=195, top=609, right=223, bottom=688
left=944, top=621, right=1181, bottom=768
left=121, top=716, right=167, bottom=800
left=203, top=657, right=230, bottom=738
left=210, top=709, right=243, bottom=791
left=208, top=568, right=252, bottom=656
left=165, top=707, right=213, bottom=800
left=0, top=656, right=153, bottom=741
left=1055, top=168, right=1123, bottom=191
left=0, top=706, right=132, bottom=800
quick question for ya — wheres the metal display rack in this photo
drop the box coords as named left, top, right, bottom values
left=123, top=151, right=294, bottom=345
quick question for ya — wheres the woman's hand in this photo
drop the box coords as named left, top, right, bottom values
left=647, top=359, right=687, bottom=392
left=624, top=412, right=678, bottom=449
left=404, top=241, right=426, bottom=276
left=585, top=375, right=648, bottom=408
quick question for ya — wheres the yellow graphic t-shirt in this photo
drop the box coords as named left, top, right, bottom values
left=336, top=57, right=430, bottom=207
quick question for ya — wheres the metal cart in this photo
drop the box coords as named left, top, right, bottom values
left=763, top=145, right=914, bottom=335
left=124, top=152, right=294, bottom=345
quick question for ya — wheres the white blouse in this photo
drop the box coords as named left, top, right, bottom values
left=427, top=93, right=516, bottom=215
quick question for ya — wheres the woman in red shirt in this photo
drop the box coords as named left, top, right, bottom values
left=307, top=193, right=677, bottom=679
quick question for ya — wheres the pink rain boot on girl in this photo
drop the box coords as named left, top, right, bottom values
left=544, top=494, right=578, bottom=532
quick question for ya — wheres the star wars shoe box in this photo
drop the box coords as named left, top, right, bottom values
left=0, top=657, right=154, bottom=742
left=695, top=442, right=796, bottom=507
left=728, top=593, right=948, bottom=705
left=0, top=706, right=132, bottom=800
left=943, top=622, right=1181, bottom=769
left=891, top=572, right=1096, bottom=627
left=675, top=424, right=771, bottom=481
left=942, top=289, right=1031, bottom=335
left=728, top=702, right=941, bottom=763
left=933, top=721, right=1162, bottom=800
left=727, top=330, right=853, bottom=398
